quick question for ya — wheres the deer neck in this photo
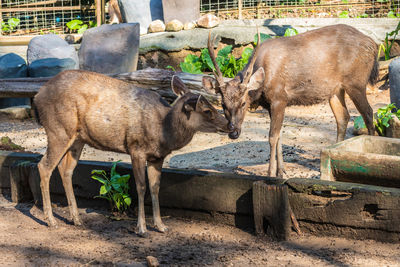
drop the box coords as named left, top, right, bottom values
left=163, top=102, right=196, bottom=152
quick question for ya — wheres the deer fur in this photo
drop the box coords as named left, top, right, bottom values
left=203, top=24, right=378, bottom=178
left=34, top=70, right=229, bottom=236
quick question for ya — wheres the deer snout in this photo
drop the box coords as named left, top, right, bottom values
left=228, top=128, right=241, bottom=139
left=228, top=122, right=235, bottom=132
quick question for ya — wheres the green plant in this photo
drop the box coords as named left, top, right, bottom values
left=66, top=19, right=96, bottom=34
left=254, top=33, right=272, bottom=44
left=284, top=27, right=298, bottom=37
left=91, top=161, right=132, bottom=213
left=1, top=18, right=20, bottom=33
left=180, top=45, right=254, bottom=78
left=378, top=20, right=400, bottom=60
left=374, top=103, right=400, bottom=136
left=387, top=10, right=400, bottom=18
left=339, top=11, right=349, bottom=18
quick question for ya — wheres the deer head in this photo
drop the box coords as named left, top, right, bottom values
left=202, top=30, right=265, bottom=139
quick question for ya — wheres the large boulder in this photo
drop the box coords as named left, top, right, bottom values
left=27, top=34, right=78, bottom=68
left=118, top=0, right=163, bottom=35
left=390, top=57, right=400, bottom=109
left=165, top=19, right=183, bottom=32
left=162, top=0, right=200, bottom=24
left=0, top=53, right=29, bottom=108
left=0, top=53, right=27, bottom=78
left=78, top=23, right=140, bottom=74
left=28, top=58, right=76, bottom=77
left=197, top=13, right=220, bottom=29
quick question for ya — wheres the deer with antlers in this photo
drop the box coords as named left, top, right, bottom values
left=202, top=25, right=378, bottom=177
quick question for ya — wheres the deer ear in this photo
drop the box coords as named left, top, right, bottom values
left=183, top=96, right=200, bottom=113
left=202, top=76, right=221, bottom=94
left=247, top=67, right=265, bottom=92
left=171, top=75, right=189, bottom=97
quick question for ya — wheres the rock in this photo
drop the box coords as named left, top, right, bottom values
left=0, top=105, right=30, bottom=120
left=27, top=34, right=78, bottom=68
left=389, top=57, right=400, bottom=109
left=146, top=256, right=159, bottom=267
left=162, top=0, right=200, bottom=24
left=148, top=20, right=165, bottom=33
left=184, top=21, right=196, bottom=30
left=28, top=58, right=76, bottom=78
left=118, top=0, right=163, bottom=35
left=196, top=13, right=219, bottom=28
left=78, top=23, right=140, bottom=74
left=0, top=53, right=27, bottom=78
left=0, top=53, right=29, bottom=109
left=165, top=19, right=183, bottom=32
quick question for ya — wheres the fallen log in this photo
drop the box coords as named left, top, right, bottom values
left=0, top=68, right=222, bottom=104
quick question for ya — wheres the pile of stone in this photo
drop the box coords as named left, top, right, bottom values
left=148, top=13, right=220, bottom=33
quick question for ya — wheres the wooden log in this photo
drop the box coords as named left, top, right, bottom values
left=0, top=68, right=222, bottom=104
left=253, top=181, right=291, bottom=240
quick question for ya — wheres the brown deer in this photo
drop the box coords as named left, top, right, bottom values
left=202, top=24, right=378, bottom=178
left=34, top=70, right=230, bottom=236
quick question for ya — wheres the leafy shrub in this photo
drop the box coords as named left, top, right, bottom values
left=91, top=161, right=132, bottom=213
left=180, top=46, right=254, bottom=78
left=284, top=27, right=299, bottom=37
left=66, top=19, right=96, bottom=34
left=374, top=103, right=400, bottom=136
left=378, top=20, right=400, bottom=61
left=1, top=18, right=20, bottom=33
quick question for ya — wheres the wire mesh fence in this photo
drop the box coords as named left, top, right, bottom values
left=0, top=0, right=96, bottom=36
left=200, top=0, right=400, bottom=19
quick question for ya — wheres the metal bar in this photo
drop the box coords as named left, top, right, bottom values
left=0, top=6, right=95, bottom=12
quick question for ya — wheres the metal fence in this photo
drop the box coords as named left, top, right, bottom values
left=200, top=0, right=400, bottom=19
left=0, top=0, right=96, bottom=36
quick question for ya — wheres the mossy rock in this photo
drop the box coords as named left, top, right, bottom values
left=0, top=136, right=25, bottom=151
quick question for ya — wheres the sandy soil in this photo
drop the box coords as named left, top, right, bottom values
left=0, top=192, right=399, bottom=267
left=1, top=89, right=398, bottom=266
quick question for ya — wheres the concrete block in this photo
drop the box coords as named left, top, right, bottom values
left=390, top=57, right=400, bottom=109
left=78, top=23, right=140, bottom=74
left=162, top=0, right=200, bottom=24
left=28, top=58, right=77, bottom=78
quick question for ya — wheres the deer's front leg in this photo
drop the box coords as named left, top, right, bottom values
left=268, top=100, right=286, bottom=178
left=147, top=159, right=168, bottom=233
left=131, top=155, right=148, bottom=237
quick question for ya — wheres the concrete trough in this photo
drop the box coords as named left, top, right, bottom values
left=1, top=150, right=400, bottom=242
left=321, top=135, right=400, bottom=188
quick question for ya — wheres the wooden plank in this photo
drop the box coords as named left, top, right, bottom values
left=253, top=181, right=291, bottom=240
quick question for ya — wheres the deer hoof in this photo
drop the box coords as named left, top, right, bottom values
left=47, top=219, right=58, bottom=228
left=156, top=224, right=168, bottom=233
left=136, top=230, right=149, bottom=238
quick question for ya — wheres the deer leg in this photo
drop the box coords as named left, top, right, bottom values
left=346, top=88, right=374, bottom=136
left=57, top=140, right=84, bottom=226
left=38, top=134, right=77, bottom=227
left=147, top=159, right=167, bottom=233
left=131, top=155, right=148, bottom=237
left=329, top=89, right=350, bottom=142
left=276, top=134, right=285, bottom=177
left=268, top=101, right=286, bottom=178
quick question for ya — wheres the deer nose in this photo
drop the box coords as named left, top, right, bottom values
left=228, top=122, right=235, bottom=132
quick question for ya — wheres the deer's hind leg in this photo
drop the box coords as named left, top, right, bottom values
left=57, top=140, right=84, bottom=226
left=345, top=86, right=374, bottom=136
left=38, top=130, right=78, bottom=227
left=329, top=88, right=350, bottom=142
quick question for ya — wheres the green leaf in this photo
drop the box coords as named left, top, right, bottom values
left=111, top=182, right=122, bottom=192
left=91, top=169, right=107, bottom=177
left=123, top=195, right=132, bottom=206
left=184, top=54, right=200, bottom=64
left=284, top=28, right=298, bottom=37
left=8, top=18, right=20, bottom=29
left=88, top=21, right=97, bottom=28
left=180, top=61, right=203, bottom=74
left=217, top=45, right=233, bottom=58
left=115, top=174, right=130, bottom=185
left=166, top=65, right=176, bottom=71
left=66, top=19, right=83, bottom=30
left=339, top=11, right=349, bottom=18
left=100, top=185, right=110, bottom=195
left=254, top=33, right=272, bottom=45
left=353, top=116, right=366, bottom=130
left=91, top=175, right=107, bottom=184
left=241, top=47, right=253, bottom=62
left=201, top=48, right=215, bottom=71
left=77, top=24, right=88, bottom=34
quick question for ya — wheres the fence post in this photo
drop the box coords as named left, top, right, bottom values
left=238, top=0, right=243, bottom=19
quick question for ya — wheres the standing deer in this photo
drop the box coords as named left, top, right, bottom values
left=34, top=70, right=230, bottom=236
left=203, top=24, right=378, bottom=177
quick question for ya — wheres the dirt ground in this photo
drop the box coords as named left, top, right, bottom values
left=1, top=89, right=400, bottom=266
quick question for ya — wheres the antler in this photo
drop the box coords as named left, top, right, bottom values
left=207, top=31, right=225, bottom=86
left=242, top=27, right=261, bottom=85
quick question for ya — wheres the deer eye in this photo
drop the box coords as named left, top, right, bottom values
left=204, top=110, right=212, bottom=116
left=241, top=102, right=246, bottom=108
